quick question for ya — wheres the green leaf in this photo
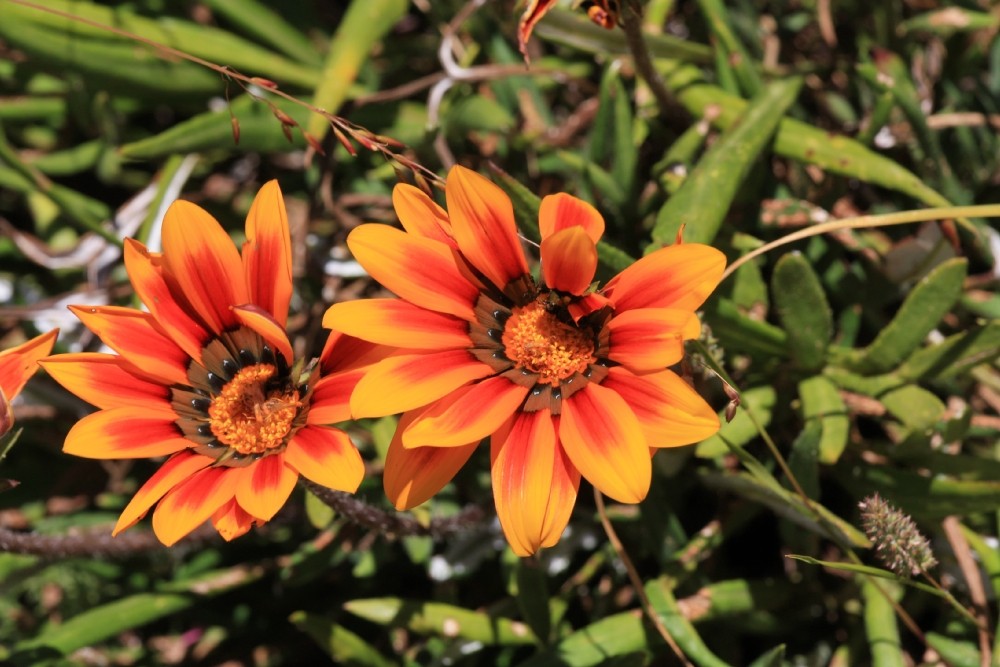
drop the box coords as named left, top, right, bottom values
left=798, top=375, right=849, bottom=464
left=838, top=465, right=1000, bottom=519
left=837, top=258, right=968, bottom=374
left=696, top=386, right=776, bottom=458
left=446, top=95, right=516, bottom=135
left=305, top=0, right=408, bottom=138
left=289, top=612, right=398, bottom=667
left=644, top=578, right=730, bottom=667
left=515, top=611, right=651, bottom=667
left=861, top=578, right=906, bottom=667
left=895, top=320, right=1000, bottom=382
left=747, top=645, right=787, bottom=667
left=704, top=298, right=789, bottom=359
left=652, top=78, right=803, bottom=246
left=786, top=556, right=943, bottom=598
left=513, top=558, right=551, bottom=645
left=201, top=0, right=323, bottom=66
left=925, top=633, right=981, bottom=667
left=342, top=598, right=536, bottom=646
left=771, top=252, right=834, bottom=371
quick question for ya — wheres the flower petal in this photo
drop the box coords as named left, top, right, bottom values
left=69, top=305, right=189, bottom=386
left=322, top=299, right=471, bottom=351
left=350, top=350, right=493, bottom=418
left=346, top=223, right=478, bottom=321
left=518, top=0, right=557, bottom=58
left=491, top=410, right=579, bottom=556
left=307, top=369, right=364, bottom=425
left=384, top=410, right=478, bottom=509
left=41, top=353, right=169, bottom=410
left=0, top=329, right=57, bottom=401
left=113, top=450, right=213, bottom=535
left=232, top=304, right=294, bottom=366
left=559, top=383, right=650, bottom=503
left=161, top=199, right=250, bottom=334
left=284, top=425, right=363, bottom=492
left=212, top=499, right=256, bottom=541
left=403, top=376, right=528, bottom=447
left=123, top=239, right=207, bottom=363
left=538, top=193, right=604, bottom=243
left=63, top=406, right=190, bottom=459
left=445, top=166, right=529, bottom=291
left=320, top=331, right=395, bottom=376
left=541, top=226, right=598, bottom=295
left=603, top=244, right=726, bottom=312
left=242, top=180, right=293, bottom=326
left=607, top=308, right=693, bottom=372
left=153, top=466, right=241, bottom=546
left=235, top=454, right=298, bottom=521
left=393, top=183, right=455, bottom=246
left=602, top=368, right=720, bottom=447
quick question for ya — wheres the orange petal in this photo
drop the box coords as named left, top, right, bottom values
left=602, top=368, right=720, bottom=447
left=323, top=299, right=471, bottom=350
left=307, top=369, right=363, bottom=425
left=162, top=199, right=250, bottom=334
left=70, top=305, right=189, bottom=386
left=603, top=244, right=726, bottom=312
left=235, top=454, right=298, bottom=521
left=393, top=183, right=455, bottom=246
left=384, top=410, right=478, bottom=509
left=212, top=499, right=256, bottom=541
left=41, top=353, right=169, bottom=410
left=445, top=166, right=529, bottom=291
left=113, top=450, right=213, bottom=535
left=347, top=224, right=478, bottom=321
left=350, top=350, right=493, bottom=418
left=491, top=410, right=579, bottom=556
left=63, top=406, right=190, bottom=459
left=402, top=376, right=527, bottom=447
left=541, top=227, right=597, bottom=295
left=559, top=383, right=650, bottom=503
left=320, top=331, right=395, bottom=376
left=538, top=193, right=604, bottom=243
left=242, top=181, right=292, bottom=326
left=284, top=425, right=363, bottom=492
left=518, top=0, right=557, bottom=59
left=0, top=329, right=57, bottom=401
left=607, top=308, right=693, bottom=372
left=123, top=239, right=207, bottom=363
left=152, top=466, right=241, bottom=546
left=232, top=304, right=294, bottom=366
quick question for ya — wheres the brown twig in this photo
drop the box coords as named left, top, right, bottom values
left=0, top=523, right=219, bottom=558
left=620, top=2, right=686, bottom=123
left=942, top=517, right=993, bottom=667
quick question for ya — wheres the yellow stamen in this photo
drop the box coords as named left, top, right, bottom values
left=208, top=364, right=300, bottom=455
left=502, top=301, right=595, bottom=384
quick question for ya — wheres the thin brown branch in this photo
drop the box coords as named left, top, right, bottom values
left=0, top=523, right=218, bottom=558
left=620, top=3, right=686, bottom=123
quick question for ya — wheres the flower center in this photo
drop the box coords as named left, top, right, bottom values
left=208, top=363, right=301, bottom=456
left=501, top=301, right=595, bottom=385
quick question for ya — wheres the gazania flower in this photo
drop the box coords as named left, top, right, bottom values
left=323, top=166, right=725, bottom=556
left=518, top=0, right=619, bottom=60
left=0, top=330, right=59, bottom=436
left=42, top=182, right=377, bottom=546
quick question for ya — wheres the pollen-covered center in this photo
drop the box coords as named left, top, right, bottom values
left=502, top=301, right=596, bottom=384
left=208, top=363, right=301, bottom=455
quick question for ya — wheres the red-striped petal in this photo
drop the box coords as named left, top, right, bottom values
left=445, top=166, right=529, bottom=291
left=70, top=305, right=189, bottom=386
left=284, top=425, right=364, bottom=492
left=162, top=199, right=250, bottom=334
left=541, top=226, right=597, bottom=295
left=113, top=450, right=213, bottom=535
left=538, top=193, right=604, bottom=243
left=319, top=331, right=395, bottom=376
left=491, top=410, right=579, bottom=556
left=350, top=350, right=493, bottom=418
left=323, top=299, right=471, bottom=350
left=559, top=383, right=650, bottom=503
left=153, top=466, right=241, bottom=546
left=384, top=410, right=478, bottom=509
left=393, top=183, right=455, bottom=246
left=235, top=454, right=298, bottom=521
left=41, top=353, right=169, bottom=410
left=63, top=406, right=190, bottom=459
left=212, top=499, right=256, bottom=541
left=607, top=308, right=693, bottom=372
left=347, top=224, right=479, bottom=321
left=603, top=243, right=726, bottom=312
left=307, top=369, right=363, bottom=425
left=242, top=180, right=293, bottom=326
left=232, top=304, right=294, bottom=366
left=402, top=376, right=527, bottom=447
left=0, top=329, right=57, bottom=402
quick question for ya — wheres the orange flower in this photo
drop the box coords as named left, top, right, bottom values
left=518, top=0, right=620, bottom=61
left=0, top=330, right=59, bottom=436
left=323, top=166, right=725, bottom=556
left=42, top=182, right=379, bottom=546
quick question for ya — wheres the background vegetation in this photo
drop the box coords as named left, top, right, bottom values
left=1, top=0, right=999, bottom=664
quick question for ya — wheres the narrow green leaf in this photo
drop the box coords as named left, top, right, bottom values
left=343, top=598, right=536, bottom=646
left=696, top=386, right=776, bottom=458
left=771, top=252, right=833, bottom=371
left=514, top=611, right=651, bottom=667
left=862, top=578, right=906, bottom=667
left=837, top=465, right=1000, bottom=519
left=839, top=258, right=967, bottom=374
left=289, top=612, right=398, bottom=667
left=788, top=420, right=821, bottom=499
left=652, top=78, right=803, bottom=246
left=201, top=0, right=323, bottom=66
left=880, top=385, right=946, bottom=432
left=787, top=556, right=943, bottom=598
left=925, top=633, right=980, bottom=667
left=747, top=645, right=787, bottom=667
left=514, top=559, right=551, bottom=645
left=799, top=375, right=849, bottom=464
left=704, top=298, right=789, bottom=358
left=895, top=320, right=1000, bottom=382
left=645, top=578, right=730, bottom=667
left=695, top=0, right=763, bottom=96
left=306, top=0, right=408, bottom=138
